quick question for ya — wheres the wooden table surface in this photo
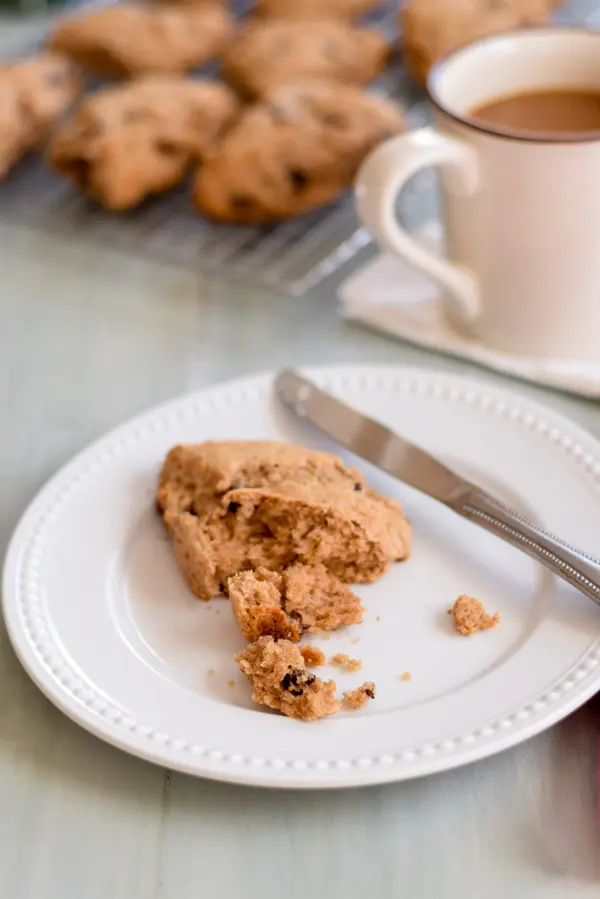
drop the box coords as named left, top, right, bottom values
left=1, top=12, right=600, bottom=899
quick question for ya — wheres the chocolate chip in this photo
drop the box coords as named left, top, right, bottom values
left=156, top=140, right=182, bottom=158
left=353, top=482, right=363, bottom=492
left=219, top=582, right=226, bottom=593
left=228, top=501, right=240, bottom=514
left=320, top=112, right=347, bottom=128
left=288, top=169, right=308, bottom=193
left=230, top=195, right=254, bottom=210
left=365, top=686, right=376, bottom=699
left=281, top=668, right=316, bottom=696
left=67, top=158, right=92, bottom=190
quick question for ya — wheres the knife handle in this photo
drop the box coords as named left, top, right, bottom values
left=454, top=489, right=600, bottom=607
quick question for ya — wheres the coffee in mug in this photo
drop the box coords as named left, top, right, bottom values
left=471, top=89, right=600, bottom=135
left=355, top=28, right=600, bottom=360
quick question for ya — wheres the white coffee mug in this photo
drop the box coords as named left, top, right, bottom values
left=355, top=28, right=600, bottom=360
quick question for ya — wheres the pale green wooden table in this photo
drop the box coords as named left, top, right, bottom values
left=2, top=15, right=600, bottom=899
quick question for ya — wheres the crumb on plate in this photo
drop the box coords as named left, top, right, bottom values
left=300, top=645, right=326, bottom=667
left=330, top=653, right=362, bottom=671
left=449, top=594, right=500, bottom=636
left=400, top=671, right=411, bottom=682
left=228, top=679, right=235, bottom=688
left=342, top=681, right=376, bottom=711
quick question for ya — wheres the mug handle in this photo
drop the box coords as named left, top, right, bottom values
left=355, top=128, right=480, bottom=325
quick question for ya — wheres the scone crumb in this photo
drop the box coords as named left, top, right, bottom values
left=228, top=680, right=235, bottom=688
left=330, top=653, right=362, bottom=671
left=236, top=636, right=340, bottom=721
left=207, top=669, right=215, bottom=677
left=376, top=616, right=381, bottom=621
left=342, top=682, right=376, bottom=711
left=300, top=645, right=326, bottom=667
left=321, top=634, right=330, bottom=641
left=351, top=637, right=360, bottom=645
left=449, top=595, right=500, bottom=636
left=400, top=671, right=411, bottom=682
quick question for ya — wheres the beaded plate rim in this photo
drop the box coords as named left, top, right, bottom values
left=4, top=364, right=600, bottom=788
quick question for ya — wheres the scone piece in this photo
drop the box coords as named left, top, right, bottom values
left=194, top=80, right=404, bottom=223
left=401, top=0, right=561, bottom=85
left=222, top=19, right=388, bottom=99
left=0, top=52, right=80, bottom=179
left=449, top=595, right=500, bottom=636
left=236, top=636, right=340, bottom=721
left=229, top=568, right=300, bottom=642
left=228, top=564, right=363, bottom=642
left=342, top=681, right=376, bottom=710
left=49, top=77, right=238, bottom=210
left=48, top=4, right=233, bottom=78
left=255, top=0, right=382, bottom=21
left=157, top=441, right=411, bottom=600
left=300, top=645, right=326, bottom=667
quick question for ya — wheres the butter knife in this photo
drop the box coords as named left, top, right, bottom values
left=275, top=369, right=600, bottom=608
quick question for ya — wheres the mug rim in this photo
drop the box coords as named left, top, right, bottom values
left=427, top=26, right=600, bottom=144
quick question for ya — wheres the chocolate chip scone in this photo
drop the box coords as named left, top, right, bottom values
left=401, top=0, right=561, bottom=85
left=48, top=3, right=233, bottom=78
left=236, top=636, right=340, bottom=721
left=157, top=440, right=411, bottom=600
left=228, top=564, right=364, bottom=643
left=255, top=0, right=383, bottom=21
left=49, top=76, right=238, bottom=210
left=0, top=52, right=80, bottom=179
left=193, top=80, right=404, bottom=223
left=222, top=19, right=388, bottom=99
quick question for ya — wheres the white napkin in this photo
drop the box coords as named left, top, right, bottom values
left=339, top=223, right=600, bottom=399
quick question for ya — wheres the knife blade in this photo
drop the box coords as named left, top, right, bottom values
left=275, top=369, right=472, bottom=505
left=274, top=369, right=600, bottom=607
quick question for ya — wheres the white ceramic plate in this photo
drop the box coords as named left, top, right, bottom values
left=4, top=366, right=600, bottom=788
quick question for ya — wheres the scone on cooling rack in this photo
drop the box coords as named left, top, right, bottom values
left=221, top=18, right=389, bottom=99
left=193, top=80, right=404, bottom=224
left=401, top=0, right=560, bottom=85
left=47, top=3, right=233, bottom=78
left=0, top=52, right=81, bottom=179
left=49, top=76, right=239, bottom=211
left=254, top=0, right=384, bottom=21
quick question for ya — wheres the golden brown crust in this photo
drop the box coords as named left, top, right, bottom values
left=255, top=0, right=382, bottom=21
left=48, top=4, right=233, bottom=78
left=0, top=52, right=80, bottom=179
left=194, top=80, right=404, bottom=223
left=401, top=0, right=561, bottom=85
left=49, top=77, right=238, bottom=210
left=157, top=440, right=411, bottom=600
left=222, top=19, right=388, bottom=99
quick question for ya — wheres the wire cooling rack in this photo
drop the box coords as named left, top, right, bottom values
left=1, top=0, right=599, bottom=296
